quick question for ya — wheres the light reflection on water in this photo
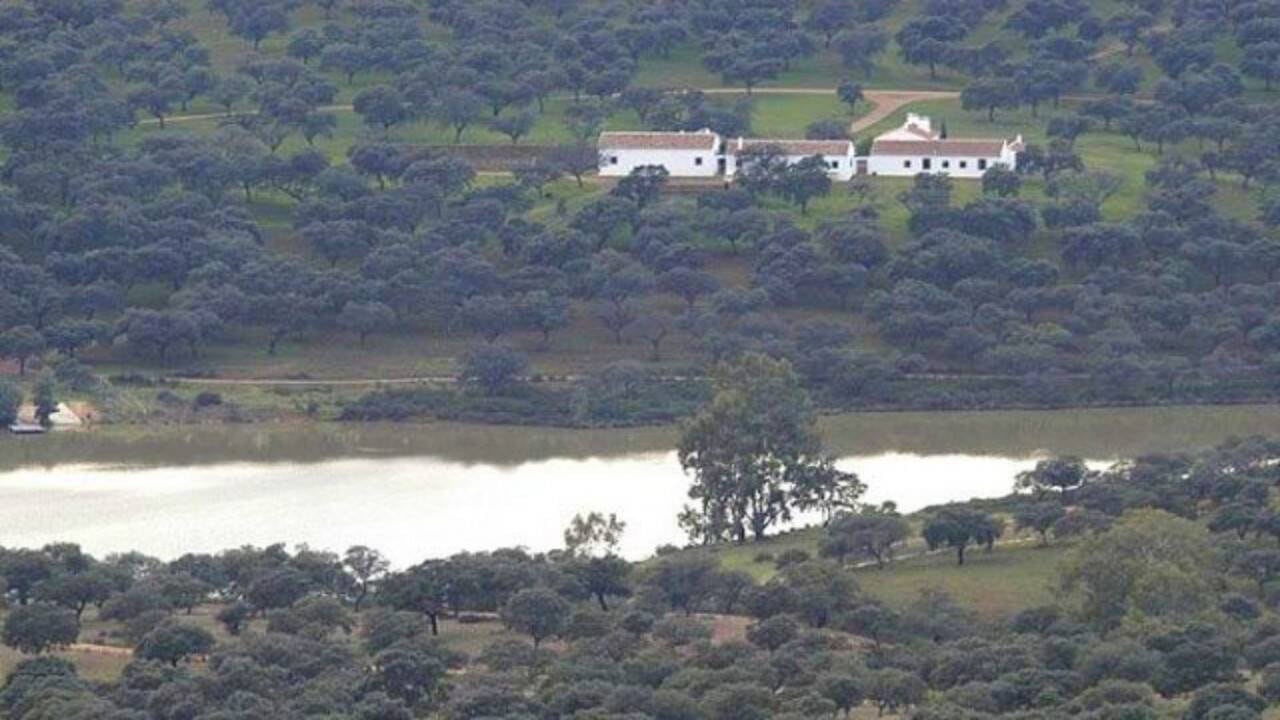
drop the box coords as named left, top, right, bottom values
left=0, top=404, right=1277, bottom=563
left=0, top=451, right=1094, bottom=564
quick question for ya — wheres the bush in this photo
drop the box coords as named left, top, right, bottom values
left=805, top=119, right=849, bottom=140
left=652, top=616, right=712, bottom=647
left=193, top=392, right=223, bottom=409
left=52, top=357, right=98, bottom=392
left=155, top=390, right=183, bottom=406
left=216, top=601, right=253, bottom=637
left=136, top=620, right=215, bottom=666
left=462, top=344, right=528, bottom=396
left=774, top=549, right=812, bottom=569
left=479, top=638, right=548, bottom=672
left=123, top=610, right=171, bottom=645
left=1259, top=664, right=1280, bottom=703
left=746, top=615, right=800, bottom=651
left=108, top=373, right=158, bottom=387
left=361, top=609, right=429, bottom=655
left=621, top=611, right=656, bottom=636
left=1245, top=635, right=1280, bottom=670
left=1185, top=685, right=1265, bottom=720
left=0, top=379, right=19, bottom=426
left=564, top=609, right=612, bottom=640
left=1221, top=594, right=1260, bottom=621
left=2, top=604, right=79, bottom=654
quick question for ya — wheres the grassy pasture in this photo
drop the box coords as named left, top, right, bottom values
left=666, top=523, right=1066, bottom=621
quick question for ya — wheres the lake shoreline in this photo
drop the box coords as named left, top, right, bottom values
left=65, top=362, right=1280, bottom=430
left=73, top=377, right=1280, bottom=432
left=8, top=403, right=1280, bottom=471
left=1, top=404, right=1276, bottom=564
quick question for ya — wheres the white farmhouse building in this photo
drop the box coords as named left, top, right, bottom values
left=866, top=114, right=1022, bottom=178
left=597, top=130, right=722, bottom=178
left=723, top=138, right=857, bottom=181
left=594, top=114, right=1020, bottom=181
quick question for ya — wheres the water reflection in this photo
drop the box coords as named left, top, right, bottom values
left=4, top=405, right=1279, bottom=471
left=0, top=405, right=1276, bottom=563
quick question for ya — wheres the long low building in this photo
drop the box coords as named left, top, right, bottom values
left=866, top=114, right=1022, bottom=178
left=595, top=114, right=1020, bottom=181
left=723, top=138, right=857, bottom=181
left=598, top=130, right=721, bottom=178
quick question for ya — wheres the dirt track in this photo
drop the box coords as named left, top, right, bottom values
left=142, top=88, right=962, bottom=132
left=852, top=90, right=959, bottom=133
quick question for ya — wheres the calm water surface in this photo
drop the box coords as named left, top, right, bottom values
left=1, top=405, right=1278, bottom=563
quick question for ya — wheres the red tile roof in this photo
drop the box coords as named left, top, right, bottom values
left=598, top=131, right=719, bottom=150
left=871, top=138, right=1008, bottom=156
left=724, top=139, right=854, bottom=156
left=902, top=124, right=939, bottom=140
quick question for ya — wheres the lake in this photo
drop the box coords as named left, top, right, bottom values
left=2, top=405, right=1278, bottom=564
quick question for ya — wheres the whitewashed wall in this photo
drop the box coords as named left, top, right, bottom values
left=724, top=153, right=856, bottom=181
left=598, top=148, right=720, bottom=177
left=865, top=153, right=1012, bottom=178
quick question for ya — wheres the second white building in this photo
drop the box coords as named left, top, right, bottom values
left=865, top=114, right=1022, bottom=178
left=723, top=138, right=857, bottom=181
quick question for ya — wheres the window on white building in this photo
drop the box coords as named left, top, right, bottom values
left=695, top=157, right=703, bottom=166
left=830, top=161, right=839, bottom=169
left=609, top=156, right=618, bottom=165
left=978, top=159, right=988, bottom=170
left=959, top=161, right=968, bottom=169
left=942, top=160, right=950, bottom=169
left=922, top=158, right=932, bottom=170
left=904, top=160, right=912, bottom=168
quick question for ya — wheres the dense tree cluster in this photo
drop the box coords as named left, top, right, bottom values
left=0, top=0, right=1278, bottom=429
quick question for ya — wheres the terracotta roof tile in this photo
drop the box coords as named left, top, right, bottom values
left=724, top=139, right=854, bottom=156
left=598, top=131, right=719, bottom=150
left=871, top=138, right=1008, bottom=156
left=903, top=124, right=939, bottom=139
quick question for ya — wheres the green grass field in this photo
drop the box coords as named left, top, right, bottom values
left=853, top=541, right=1066, bottom=619
left=0, top=645, right=132, bottom=683
left=670, top=522, right=1067, bottom=621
